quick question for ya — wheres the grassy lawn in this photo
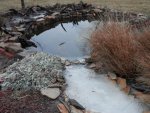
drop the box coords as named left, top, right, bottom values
left=0, top=0, right=150, bottom=15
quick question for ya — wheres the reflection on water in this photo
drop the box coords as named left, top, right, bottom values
left=31, top=21, right=98, bottom=59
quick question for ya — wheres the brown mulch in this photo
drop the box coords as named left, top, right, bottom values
left=0, top=90, right=60, bottom=113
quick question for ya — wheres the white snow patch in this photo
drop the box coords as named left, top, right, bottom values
left=65, top=65, right=144, bottom=113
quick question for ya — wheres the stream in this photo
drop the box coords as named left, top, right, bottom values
left=30, top=20, right=144, bottom=113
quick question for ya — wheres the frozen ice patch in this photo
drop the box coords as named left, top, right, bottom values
left=65, top=65, right=143, bottom=113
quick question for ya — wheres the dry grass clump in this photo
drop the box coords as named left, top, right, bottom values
left=137, top=29, right=150, bottom=52
left=136, top=29, right=150, bottom=78
left=90, top=22, right=141, bottom=77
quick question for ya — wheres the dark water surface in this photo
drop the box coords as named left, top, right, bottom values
left=31, top=20, right=98, bottom=59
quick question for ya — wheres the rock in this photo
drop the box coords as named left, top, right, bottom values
left=135, top=92, right=150, bottom=104
left=108, top=79, right=117, bottom=85
left=11, top=32, right=22, bottom=36
left=117, top=77, right=127, bottom=89
left=123, top=86, right=130, bottom=95
left=57, top=103, right=68, bottom=113
left=107, top=72, right=117, bottom=80
left=0, top=42, right=23, bottom=53
left=5, top=43, right=23, bottom=53
left=41, top=88, right=61, bottom=99
left=84, top=111, right=97, bottom=113
left=52, top=12, right=60, bottom=17
left=69, top=99, right=85, bottom=110
left=0, top=42, right=6, bottom=48
left=17, top=27, right=26, bottom=32
left=70, top=106, right=83, bottom=113
left=45, top=16, right=55, bottom=19
left=65, top=60, right=71, bottom=66
left=7, top=36, right=18, bottom=42
left=88, top=63, right=96, bottom=69
left=73, top=60, right=80, bottom=64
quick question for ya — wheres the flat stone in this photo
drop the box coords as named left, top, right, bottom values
left=70, top=106, right=83, bottom=113
left=69, top=99, right=85, bottom=110
left=57, top=103, right=68, bottom=113
left=107, top=72, right=117, bottom=80
left=123, top=86, right=130, bottom=95
left=65, top=60, right=71, bottom=66
left=5, top=43, right=23, bottom=53
left=135, top=92, right=150, bottom=104
left=41, top=88, right=61, bottom=99
left=117, top=77, right=127, bottom=89
left=84, top=111, right=97, bottom=113
left=0, top=42, right=22, bottom=53
left=45, top=16, right=55, bottom=19
left=52, top=12, right=60, bottom=16
left=72, top=60, right=80, bottom=64
left=88, top=63, right=96, bottom=69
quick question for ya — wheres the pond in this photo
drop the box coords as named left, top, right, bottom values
left=29, top=20, right=145, bottom=113
left=30, top=20, right=98, bottom=59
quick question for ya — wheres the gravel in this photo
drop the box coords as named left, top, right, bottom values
left=0, top=52, right=65, bottom=91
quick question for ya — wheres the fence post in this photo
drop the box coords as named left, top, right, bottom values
left=21, top=0, right=25, bottom=9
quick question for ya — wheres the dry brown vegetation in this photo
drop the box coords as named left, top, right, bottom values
left=137, top=30, right=150, bottom=78
left=138, top=29, right=150, bottom=52
left=90, top=22, right=150, bottom=78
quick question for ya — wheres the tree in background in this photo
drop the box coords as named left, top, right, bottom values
left=21, top=0, right=25, bottom=9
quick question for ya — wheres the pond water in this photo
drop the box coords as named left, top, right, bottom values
left=31, top=20, right=98, bottom=59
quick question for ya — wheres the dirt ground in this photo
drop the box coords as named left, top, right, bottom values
left=0, top=0, right=150, bottom=15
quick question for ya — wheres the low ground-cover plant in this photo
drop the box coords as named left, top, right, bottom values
left=90, top=22, right=150, bottom=78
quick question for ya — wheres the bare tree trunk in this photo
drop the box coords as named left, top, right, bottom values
left=21, top=0, right=25, bottom=9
